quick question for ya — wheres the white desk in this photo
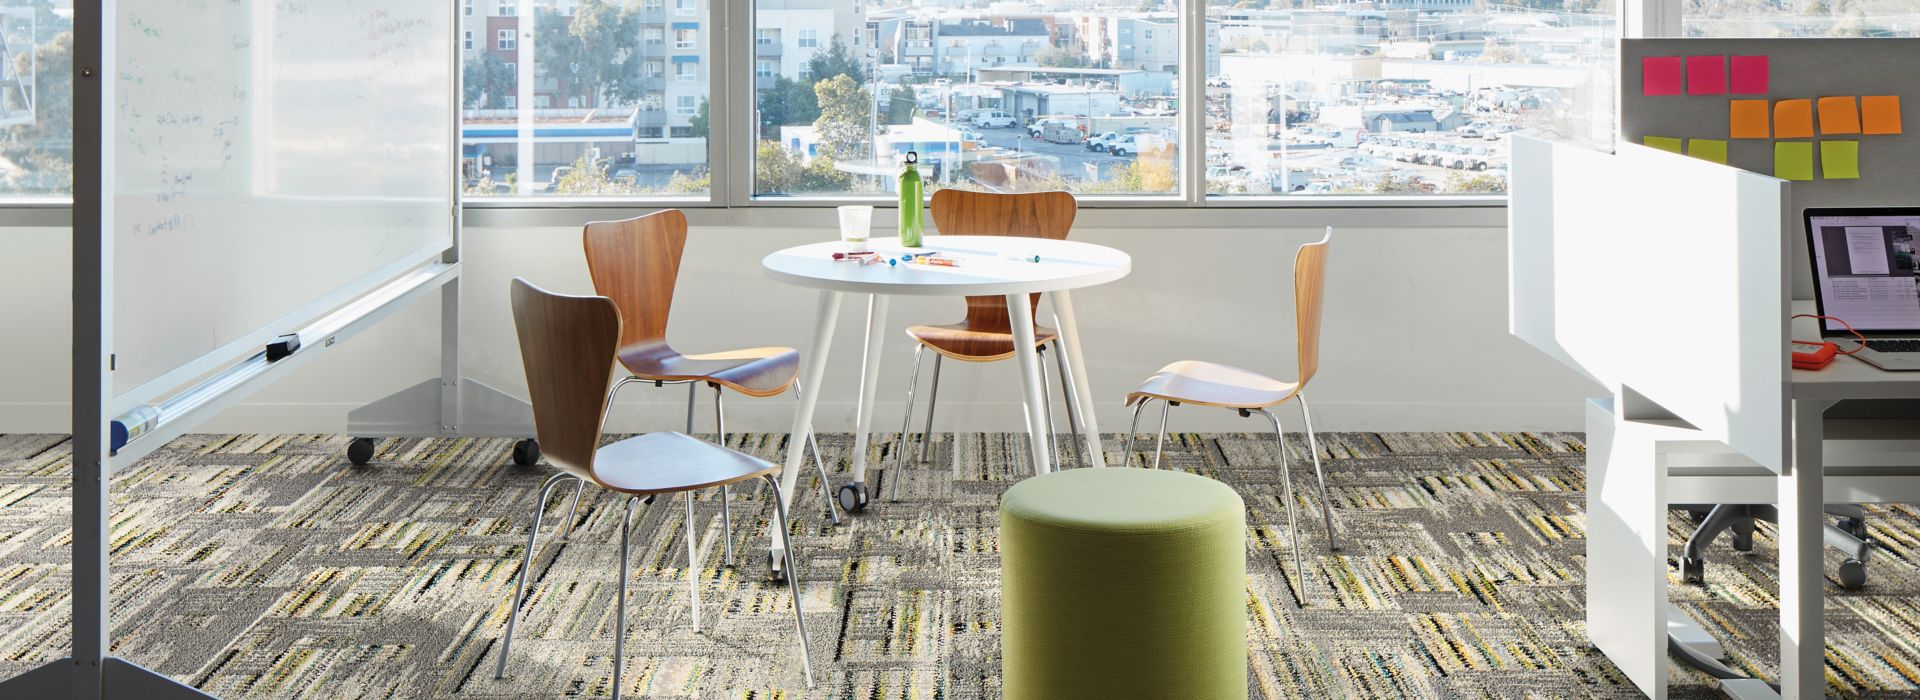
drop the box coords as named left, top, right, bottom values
left=759, top=236, right=1131, bottom=574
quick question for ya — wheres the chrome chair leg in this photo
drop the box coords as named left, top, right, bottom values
left=1259, top=408, right=1309, bottom=606
left=495, top=471, right=577, bottom=679
left=714, top=384, right=734, bottom=567
left=612, top=494, right=644, bottom=700
left=918, top=354, right=943, bottom=464
left=793, top=380, right=839, bottom=525
left=557, top=479, right=586, bottom=541
left=1039, top=345, right=1061, bottom=470
left=1124, top=398, right=1150, bottom=467
left=1298, top=393, right=1338, bottom=551
left=891, top=344, right=927, bottom=502
left=764, top=475, right=817, bottom=688
left=1051, top=339, right=1084, bottom=468
left=685, top=491, right=702, bottom=633
left=1151, top=401, right=1173, bottom=469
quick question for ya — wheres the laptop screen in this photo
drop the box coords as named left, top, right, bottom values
left=1808, top=211, right=1920, bottom=333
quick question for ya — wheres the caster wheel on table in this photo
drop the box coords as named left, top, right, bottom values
left=347, top=437, right=377, bottom=466
left=1839, top=559, right=1868, bottom=591
left=837, top=482, right=870, bottom=514
left=1681, top=556, right=1706, bottom=585
left=512, top=439, right=540, bottom=467
left=768, top=551, right=789, bottom=585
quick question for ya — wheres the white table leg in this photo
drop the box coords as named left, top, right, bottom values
left=1050, top=290, right=1105, bottom=468
left=850, top=294, right=890, bottom=493
left=1007, top=294, right=1053, bottom=475
left=775, top=290, right=842, bottom=564
left=1779, top=398, right=1832, bottom=699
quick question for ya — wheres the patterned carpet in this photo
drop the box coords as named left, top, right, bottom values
left=0, top=430, right=1917, bottom=698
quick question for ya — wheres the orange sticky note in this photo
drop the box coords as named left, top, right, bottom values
left=1818, top=96, right=1860, bottom=134
left=1774, top=99, right=1814, bottom=139
left=1863, top=95, right=1902, bottom=135
left=1730, top=99, right=1770, bottom=139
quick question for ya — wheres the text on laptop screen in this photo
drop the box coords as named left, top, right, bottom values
left=1809, top=214, right=1920, bottom=332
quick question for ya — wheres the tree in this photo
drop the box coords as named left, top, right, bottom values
left=1035, top=45, right=1085, bottom=68
left=806, top=37, right=866, bottom=86
left=886, top=84, right=917, bottom=125
left=754, top=140, right=851, bottom=194
left=536, top=1, right=645, bottom=108
left=758, top=76, right=819, bottom=138
left=812, top=74, right=872, bottom=163
left=688, top=97, right=711, bottom=138
left=462, top=52, right=515, bottom=109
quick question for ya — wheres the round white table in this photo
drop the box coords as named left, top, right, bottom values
left=759, top=235, right=1131, bottom=573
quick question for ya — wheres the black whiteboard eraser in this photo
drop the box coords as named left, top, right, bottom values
left=266, top=334, right=301, bottom=362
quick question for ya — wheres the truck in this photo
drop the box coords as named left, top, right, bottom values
left=1040, top=122, right=1086, bottom=145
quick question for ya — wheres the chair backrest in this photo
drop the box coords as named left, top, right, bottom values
left=510, top=277, right=621, bottom=479
left=581, top=210, right=688, bottom=357
left=1293, top=229, right=1332, bottom=387
left=928, top=190, right=1077, bottom=331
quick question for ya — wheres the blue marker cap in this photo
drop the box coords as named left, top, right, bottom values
left=888, top=258, right=898, bottom=267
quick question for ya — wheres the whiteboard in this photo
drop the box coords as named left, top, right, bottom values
left=111, top=0, right=453, bottom=405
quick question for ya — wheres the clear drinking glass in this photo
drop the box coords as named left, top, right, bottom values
left=838, top=205, right=874, bottom=252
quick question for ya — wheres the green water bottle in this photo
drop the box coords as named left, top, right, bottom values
left=898, top=151, right=925, bottom=248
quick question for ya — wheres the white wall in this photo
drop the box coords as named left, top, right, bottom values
left=0, top=211, right=1602, bottom=436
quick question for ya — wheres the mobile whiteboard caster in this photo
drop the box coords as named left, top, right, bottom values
left=347, top=437, right=377, bottom=466
left=1681, top=556, right=1705, bottom=585
left=768, top=550, right=789, bottom=585
left=512, top=439, right=540, bottom=467
left=1838, top=559, right=1867, bottom=591
left=836, top=482, right=870, bottom=513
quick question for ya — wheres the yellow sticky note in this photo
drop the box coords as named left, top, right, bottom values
left=1644, top=136, right=1685, bottom=154
left=1818, top=96, right=1861, bottom=135
left=1774, top=141, right=1814, bottom=180
left=1822, top=140, right=1860, bottom=179
left=1730, top=99, right=1770, bottom=139
left=1688, top=139, right=1729, bottom=164
left=1775, top=99, right=1815, bottom=139
left=1863, top=95, right=1902, bottom=135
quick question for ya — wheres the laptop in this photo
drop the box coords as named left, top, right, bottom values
left=1805, top=207, right=1920, bottom=370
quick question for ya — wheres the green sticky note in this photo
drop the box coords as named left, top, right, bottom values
left=1688, top=138, right=1729, bottom=164
left=1821, top=140, right=1860, bottom=179
left=1774, top=141, right=1814, bottom=181
left=1644, top=136, right=1685, bottom=154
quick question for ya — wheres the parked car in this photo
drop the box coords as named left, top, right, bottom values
left=1086, top=131, right=1121, bottom=152
left=1107, top=135, right=1151, bottom=157
left=544, top=166, right=573, bottom=193
left=972, top=110, right=1016, bottom=128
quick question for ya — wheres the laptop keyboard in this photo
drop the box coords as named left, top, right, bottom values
left=1865, top=339, right=1920, bottom=353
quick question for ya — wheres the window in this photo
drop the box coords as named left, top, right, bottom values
left=462, top=3, right=711, bottom=197
left=758, top=29, right=778, bottom=45
left=464, top=0, right=473, bottom=16
left=1203, top=0, right=1615, bottom=196
left=496, top=1, right=515, bottom=16
left=675, top=0, right=695, bottom=16
left=463, top=30, right=473, bottom=51
left=1686, top=0, right=1920, bottom=36
left=754, top=1, right=1180, bottom=198
left=757, top=60, right=775, bottom=78
left=0, top=5, right=71, bottom=195
left=675, top=28, right=696, bottom=50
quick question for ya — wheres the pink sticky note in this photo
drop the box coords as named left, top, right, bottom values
left=1730, top=55, right=1769, bottom=94
left=1687, top=56, right=1726, bottom=95
left=1643, top=56, right=1683, bottom=96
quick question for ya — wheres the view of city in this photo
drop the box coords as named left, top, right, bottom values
left=3, top=0, right=1920, bottom=198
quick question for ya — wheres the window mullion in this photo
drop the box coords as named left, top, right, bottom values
left=1181, top=0, right=1205, bottom=207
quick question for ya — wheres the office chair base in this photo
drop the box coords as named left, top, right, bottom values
left=512, top=439, right=540, bottom=467
left=347, top=437, right=377, bottom=466
left=837, top=481, right=871, bottom=514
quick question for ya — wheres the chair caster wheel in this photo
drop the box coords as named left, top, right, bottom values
left=347, top=438, right=377, bottom=466
left=512, top=439, right=540, bottom=467
left=1839, top=559, right=1867, bottom=591
left=837, top=482, right=869, bottom=513
left=1682, top=556, right=1706, bottom=585
left=768, top=550, right=789, bottom=585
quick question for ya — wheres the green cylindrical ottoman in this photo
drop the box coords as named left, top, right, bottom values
left=1000, top=467, right=1247, bottom=700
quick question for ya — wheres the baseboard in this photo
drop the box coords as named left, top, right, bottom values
left=0, top=399, right=1588, bottom=435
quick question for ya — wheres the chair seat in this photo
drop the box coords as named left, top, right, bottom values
left=1125, top=360, right=1300, bottom=410
left=906, top=323, right=1059, bottom=362
left=589, top=431, right=779, bottom=496
left=617, top=345, right=800, bottom=396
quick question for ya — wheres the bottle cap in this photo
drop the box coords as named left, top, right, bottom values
left=905, top=151, right=918, bottom=165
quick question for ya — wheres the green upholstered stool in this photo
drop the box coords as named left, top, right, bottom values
left=1000, top=467, right=1248, bottom=700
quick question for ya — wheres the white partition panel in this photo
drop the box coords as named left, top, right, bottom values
left=1510, top=136, right=1792, bottom=472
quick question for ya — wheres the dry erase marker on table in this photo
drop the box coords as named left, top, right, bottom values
left=912, top=256, right=960, bottom=267
left=1006, top=255, right=1040, bottom=263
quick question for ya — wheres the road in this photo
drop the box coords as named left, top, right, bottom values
left=971, top=124, right=1137, bottom=183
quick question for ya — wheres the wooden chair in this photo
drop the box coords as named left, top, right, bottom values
left=574, top=210, right=838, bottom=570
left=495, top=278, right=814, bottom=695
left=888, top=189, right=1085, bottom=501
left=1119, top=229, right=1336, bottom=605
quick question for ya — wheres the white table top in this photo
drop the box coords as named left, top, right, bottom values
left=761, top=235, right=1131, bottom=296
left=1791, top=301, right=1920, bottom=400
